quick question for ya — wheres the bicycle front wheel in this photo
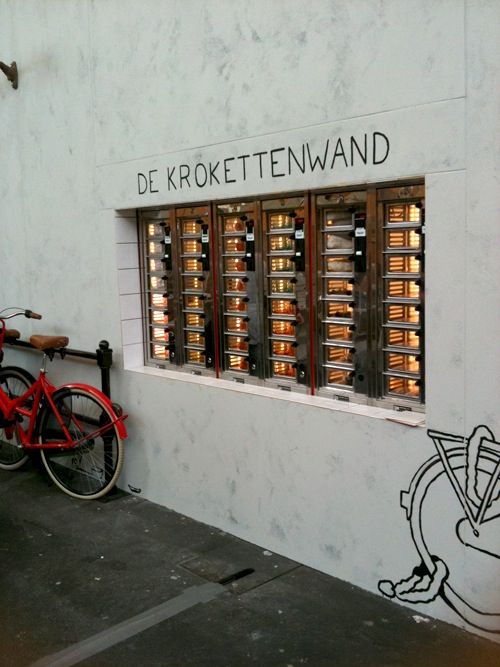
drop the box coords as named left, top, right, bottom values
left=0, top=366, right=35, bottom=470
left=39, top=387, right=124, bottom=499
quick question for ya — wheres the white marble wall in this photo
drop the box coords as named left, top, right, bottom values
left=1, top=0, right=499, bottom=639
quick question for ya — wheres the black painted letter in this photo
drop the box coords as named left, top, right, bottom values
left=373, top=132, right=390, bottom=165
left=137, top=172, right=148, bottom=195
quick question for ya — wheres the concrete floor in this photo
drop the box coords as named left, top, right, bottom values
left=1, top=463, right=499, bottom=667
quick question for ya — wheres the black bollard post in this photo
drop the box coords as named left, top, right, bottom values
left=96, top=340, right=113, bottom=398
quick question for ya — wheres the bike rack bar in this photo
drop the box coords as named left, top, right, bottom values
left=6, top=339, right=114, bottom=398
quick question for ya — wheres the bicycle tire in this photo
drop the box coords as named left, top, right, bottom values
left=0, top=366, right=36, bottom=470
left=405, top=448, right=500, bottom=633
left=39, top=387, right=124, bottom=500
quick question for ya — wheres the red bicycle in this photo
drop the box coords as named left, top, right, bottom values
left=0, top=307, right=127, bottom=499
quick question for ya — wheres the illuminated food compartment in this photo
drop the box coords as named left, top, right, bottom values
left=271, top=341, right=296, bottom=358
left=226, top=335, right=249, bottom=352
left=185, top=313, right=204, bottom=328
left=183, top=258, right=204, bottom=273
left=269, top=235, right=294, bottom=252
left=386, top=229, right=420, bottom=249
left=385, top=352, right=420, bottom=373
left=385, top=328, right=420, bottom=348
left=182, top=220, right=199, bottom=235
left=325, top=323, right=354, bottom=342
left=271, top=319, right=296, bottom=337
left=226, top=355, right=249, bottom=372
left=386, top=203, right=420, bottom=223
left=385, top=375, right=420, bottom=398
left=147, top=222, right=164, bottom=237
left=151, top=310, right=168, bottom=325
left=325, top=346, right=354, bottom=365
left=148, top=240, right=164, bottom=255
left=151, top=344, right=168, bottom=360
left=325, top=279, right=353, bottom=296
left=225, top=277, right=248, bottom=293
left=269, top=214, right=294, bottom=231
left=226, top=316, right=248, bottom=334
left=325, top=369, right=354, bottom=388
left=151, top=327, right=168, bottom=343
left=149, top=258, right=165, bottom=273
left=186, top=349, right=205, bottom=365
left=223, top=217, right=246, bottom=233
left=270, top=299, right=296, bottom=316
left=224, top=237, right=246, bottom=253
left=385, top=303, right=419, bottom=324
left=224, top=257, right=246, bottom=273
left=186, top=331, right=204, bottom=346
left=326, top=301, right=353, bottom=319
left=182, top=238, right=200, bottom=254
left=183, top=276, right=204, bottom=291
left=386, top=255, right=421, bottom=275
left=272, top=361, right=296, bottom=378
left=270, top=256, right=295, bottom=273
left=150, top=293, right=167, bottom=308
left=184, top=295, right=204, bottom=310
left=225, top=296, right=248, bottom=313
left=149, top=276, right=163, bottom=290
left=270, top=278, right=295, bottom=295
left=386, top=279, right=420, bottom=299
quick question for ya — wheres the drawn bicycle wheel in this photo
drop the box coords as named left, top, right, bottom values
left=402, top=447, right=500, bottom=633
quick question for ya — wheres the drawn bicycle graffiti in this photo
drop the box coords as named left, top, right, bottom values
left=379, top=426, right=500, bottom=633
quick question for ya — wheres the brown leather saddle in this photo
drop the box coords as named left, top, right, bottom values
left=30, top=335, right=69, bottom=351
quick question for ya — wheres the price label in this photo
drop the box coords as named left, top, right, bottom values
left=246, top=232, right=255, bottom=241
left=295, top=229, right=304, bottom=240
left=201, top=231, right=209, bottom=243
left=355, top=227, right=366, bottom=237
left=164, top=234, right=171, bottom=244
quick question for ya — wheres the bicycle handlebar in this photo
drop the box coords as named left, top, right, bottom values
left=0, top=308, right=43, bottom=321
left=25, top=310, right=42, bottom=320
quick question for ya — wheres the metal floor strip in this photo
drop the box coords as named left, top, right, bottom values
left=30, top=582, right=226, bottom=667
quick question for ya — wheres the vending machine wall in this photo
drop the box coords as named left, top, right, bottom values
left=141, top=208, right=177, bottom=365
left=261, top=196, right=310, bottom=392
left=377, top=185, right=425, bottom=404
left=176, top=205, right=216, bottom=375
left=314, top=191, right=368, bottom=400
left=216, top=201, right=262, bottom=382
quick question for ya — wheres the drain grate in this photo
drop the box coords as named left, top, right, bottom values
left=180, top=541, right=299, bottom=593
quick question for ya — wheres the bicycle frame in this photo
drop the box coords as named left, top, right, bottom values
left=0, top=369, right=127, bottom=449
left=427, top=429, right=500, bottom=535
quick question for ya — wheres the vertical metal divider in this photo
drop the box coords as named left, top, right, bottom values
left=418, top=202, right=426, bottom=405
left=366, top=189, right=380, bottom=400
left=173, top=208, right=185, bottom=368
left=307, top=192, right=316, bottom=395
left=137, top=210, right=149, bottom=365
left=210, top=203, right=220, bottom=378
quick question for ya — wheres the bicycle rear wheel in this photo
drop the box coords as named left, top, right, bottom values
left=0, top=366, right=35, bottom=470
left=39, top=387, right=124, bottom=499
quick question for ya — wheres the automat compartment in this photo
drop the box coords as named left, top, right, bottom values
left=217, top=201, right=261, bottom=380
left=177, top=205, right=215, bottom=372
left=263, top=196, right=309, bottom=390
left=379, top=188, right=425, bottom=403
left=315, top=190, right=367, bottom=397
left=142, top=210, right=174, bottom=364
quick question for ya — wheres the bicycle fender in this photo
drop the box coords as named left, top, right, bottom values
left=56, top=383, right=128, bottom=439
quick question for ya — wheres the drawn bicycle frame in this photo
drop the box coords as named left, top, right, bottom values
left=380, top=426, right=500, bottom=634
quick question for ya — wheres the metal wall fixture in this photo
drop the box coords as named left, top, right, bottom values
left=0, top=61, right=18, bottom=89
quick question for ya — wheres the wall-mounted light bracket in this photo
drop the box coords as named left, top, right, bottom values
left=0, top=61, right=18, bottom=89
